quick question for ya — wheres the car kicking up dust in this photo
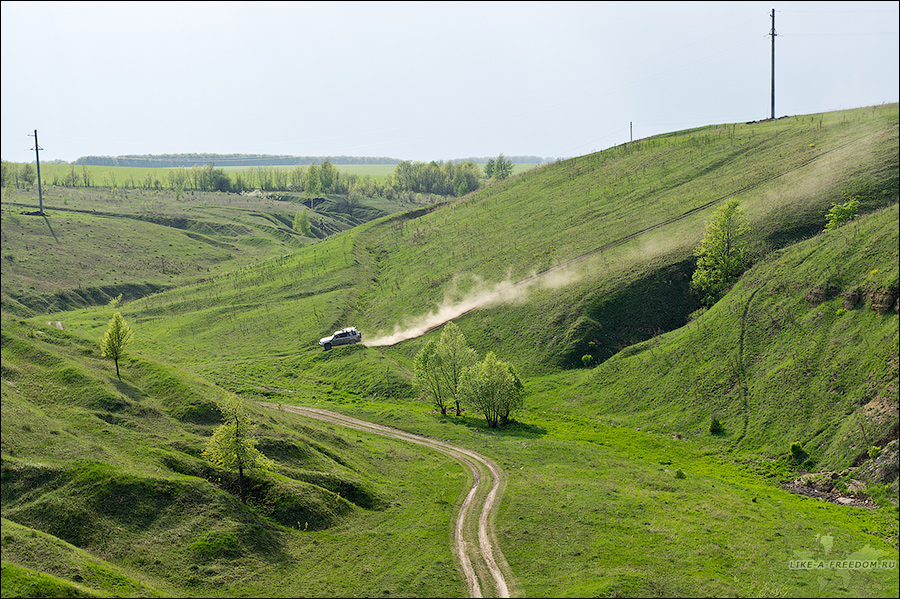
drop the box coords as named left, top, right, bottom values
left=366, top=266, right=581, bottom=346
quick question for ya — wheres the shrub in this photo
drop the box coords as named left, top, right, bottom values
left=581, top=354, right=593, bottom=367
left=790, top=442, right=808, bottom=464
left=674, top=469, right=686, bottom=479
left=825, top=196, right=859, bottom=229
left=868, top=445, right=882, bottom=459
left=709, top=416, right=725, bottom=435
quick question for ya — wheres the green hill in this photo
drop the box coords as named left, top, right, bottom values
left=2, top=104, right=898, bottom=597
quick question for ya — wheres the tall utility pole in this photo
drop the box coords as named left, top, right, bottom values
left=29, top=129, right=45, bottom=215
left=770, top=9, right=777, bottom=120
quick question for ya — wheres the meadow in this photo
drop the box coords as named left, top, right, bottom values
left=1, top=103, right=898, bottom=597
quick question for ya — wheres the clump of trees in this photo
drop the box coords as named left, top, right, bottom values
left=691, top=199, right=750, bottom=306
left=413, top=322, right=525, bottom=428
left=458, top=351, right=524, bottom=428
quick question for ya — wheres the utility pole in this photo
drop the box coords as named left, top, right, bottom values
left=769, top=9, right=777, bottom=120
left=28, top=129, right=45, bottom=215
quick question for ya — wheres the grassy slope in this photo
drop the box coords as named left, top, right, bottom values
left=555, top=203, right=899, bottom=467
left=1, top=315, right=466, bottom=597
left=2, top=104, right=899, bottom=597
left=50, top=106, right=896, bottom=375
left=0, top=186, right=427, bottom=317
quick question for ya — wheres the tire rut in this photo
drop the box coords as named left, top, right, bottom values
left=257, top=403, right=512, bottom=598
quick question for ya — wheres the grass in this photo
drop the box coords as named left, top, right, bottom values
left=2, top=103, right=898, bottom=597
left=0, top=185, right=429, bottom=315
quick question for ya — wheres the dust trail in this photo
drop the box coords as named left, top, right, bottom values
left=365, top=266, right=581, bottom=347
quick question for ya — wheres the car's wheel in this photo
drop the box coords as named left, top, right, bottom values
left=324, top=343, right=332, bottom=350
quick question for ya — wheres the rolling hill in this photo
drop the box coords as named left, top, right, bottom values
left=2, top=103, right=898, bottom=597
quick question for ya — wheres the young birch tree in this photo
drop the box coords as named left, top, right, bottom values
left=100, top=311, right=133, bottom=381
left=202, top=400, right=273, bottom=504
left=691, top=198, right=750, bottom=306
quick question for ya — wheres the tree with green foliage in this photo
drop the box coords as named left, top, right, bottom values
left=825, top=196, right=860, bottom=229
left=413, top=322, right=477, bottom=416
left=20, top=163, right=35, bottom=188
left=99, top=312, right=133, bottom=381
left=691, top=198, right=750, bottom=306
left=306, top=164, right=321, bottom=197
left=319, top=159, right=337, bottom=193
left=413, top=340, right=450, bottom=415
left=458, top=351, right=525, bottom=428
left=492, top=154, right=514, bottom=180
left=202, top=400, right=273, bottom=504
left=293, top=209, right=311, bottom=236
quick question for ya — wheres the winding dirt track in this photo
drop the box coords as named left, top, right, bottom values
left=257, top=403, right=512, bottom=598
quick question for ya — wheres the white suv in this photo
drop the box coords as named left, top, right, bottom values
left=319, top=327, right=362, bottom=350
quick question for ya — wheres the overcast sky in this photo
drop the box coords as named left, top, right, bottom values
left=2, top=1, right=898, bottom=164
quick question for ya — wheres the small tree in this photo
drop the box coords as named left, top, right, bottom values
left=691, top=198, right=750, bottom=306
left=492, top=154, right=514, bottom=180
left=202, top=400, right=273, bottom=504
left=413, top=322, right=477, bottom=415
left=825, top=196, right=859, bottom=230
left=413, top=340, right=451, bottom=415
left=458, top=352, right=524, bottom=428
left=484, top=158, right=495, bottom=179
left=99, top=312, right=133, bottom=381
left=293, top=209, right=311, bottom=236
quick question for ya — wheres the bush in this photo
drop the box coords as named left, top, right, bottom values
left=825, top=197, right=859, bottom=229
left=581, top=354, right=593, bottom=367
left=709, top=416, right=725, bottom=435
left=674, top=469, right=686, bottom=479
left=790, top=442, right=808, bottom=464
left=868, top=445, right=882, bottom=459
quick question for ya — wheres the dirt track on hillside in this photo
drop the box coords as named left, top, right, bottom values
left=257, top=403, right=512, bottom=598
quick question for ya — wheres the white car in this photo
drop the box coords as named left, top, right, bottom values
left=319, top=327, right=362, bottom=350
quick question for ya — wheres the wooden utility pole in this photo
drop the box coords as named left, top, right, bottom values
left=29, top=129, right=45, bottom=215
left=770, top=9, right=777, bottom=120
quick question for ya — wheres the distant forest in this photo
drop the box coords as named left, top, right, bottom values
left=73, top=153, right=552, bottom=168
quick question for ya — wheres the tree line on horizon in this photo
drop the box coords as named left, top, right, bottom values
left=1, top=154, right=523, bottom=199
left=68, top=153, right=552, bottom=168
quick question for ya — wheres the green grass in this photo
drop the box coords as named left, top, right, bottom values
left=2, top=104, right=898, bottom=597
left=0, top=185, right=429, bottom=315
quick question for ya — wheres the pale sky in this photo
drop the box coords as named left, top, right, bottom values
left=2, top=1, right=898, bottom=164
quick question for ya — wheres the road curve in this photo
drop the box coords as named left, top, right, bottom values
left=257, top=403, right=512, bottom=598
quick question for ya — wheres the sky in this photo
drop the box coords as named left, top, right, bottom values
left=2, top=1, right=898, bottom=164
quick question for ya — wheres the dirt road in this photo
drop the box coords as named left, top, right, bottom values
left=258, top=403, right=513, bottom=598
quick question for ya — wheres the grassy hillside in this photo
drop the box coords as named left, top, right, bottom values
left=0, top=186, right=430, bottom=316
left=3, top=104, right=899, bottom=597
left=1, top=314, right=467, bottom=597
left=42, top=106, right=896, bottom=372
left=545, top=203, right=899, bottom=468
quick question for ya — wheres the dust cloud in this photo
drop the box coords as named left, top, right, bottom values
left=365, top=264, right=582, bottom=347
